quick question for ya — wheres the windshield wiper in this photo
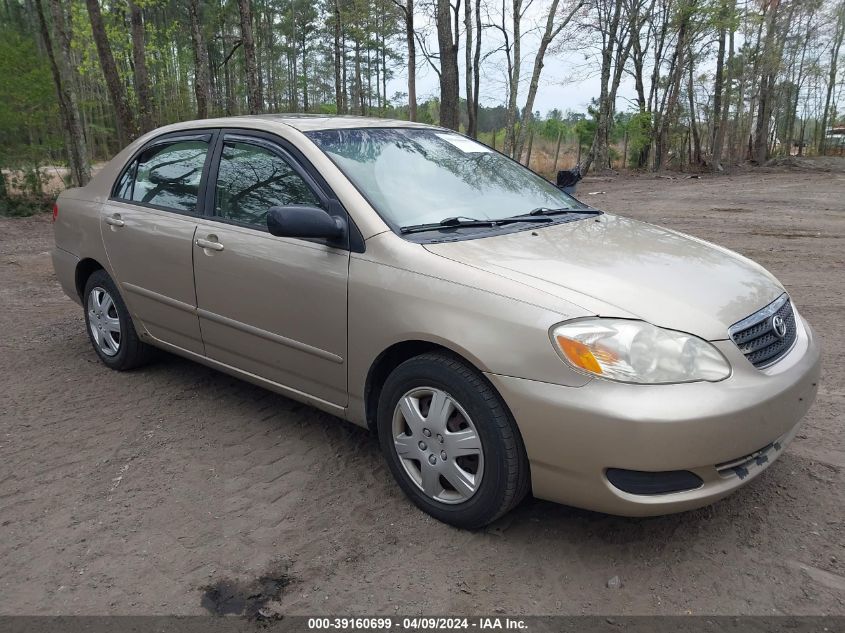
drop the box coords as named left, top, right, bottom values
left=400, top=215, right=552, bottom=235
left=527, top=206, right=601, bottom=216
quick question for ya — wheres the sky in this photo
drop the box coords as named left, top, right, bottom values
left=383, top=2, right=641, bottom=118
left=394, top=55, right=629, bottom=116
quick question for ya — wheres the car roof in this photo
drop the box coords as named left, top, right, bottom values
left=252, top=114, right=437, bottom=132
left=157, top=114, right=438, bottom=134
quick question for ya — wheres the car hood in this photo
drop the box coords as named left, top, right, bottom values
left=424, top=214, right=784, bottom=340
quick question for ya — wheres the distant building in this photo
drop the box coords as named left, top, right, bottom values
left=825, top=126, right=845, bottom=153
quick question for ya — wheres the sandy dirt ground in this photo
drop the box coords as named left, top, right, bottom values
left=0, top=164, right=843, bottom=616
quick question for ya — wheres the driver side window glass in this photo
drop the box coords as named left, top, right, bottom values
left=214, top=141, right=320, bottom=228
left=130, top=140, right=208, bottom=212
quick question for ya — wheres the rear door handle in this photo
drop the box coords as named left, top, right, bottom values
left=104, top=214, right=125, bottom=227
left=196, top=237, right=224, bottom=252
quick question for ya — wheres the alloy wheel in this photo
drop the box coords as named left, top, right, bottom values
left=87, top=286, right=121, bottom=357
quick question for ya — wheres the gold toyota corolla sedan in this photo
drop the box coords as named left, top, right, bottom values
left=52, top=115, right=821, bottom=528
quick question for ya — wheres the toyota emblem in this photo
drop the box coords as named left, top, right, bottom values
left=772, top=314, right=787, bottom=338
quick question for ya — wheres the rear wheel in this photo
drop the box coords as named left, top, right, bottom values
left=83, top=269, right=154, bottom=371
left=377, top=352, right=529, bottom=529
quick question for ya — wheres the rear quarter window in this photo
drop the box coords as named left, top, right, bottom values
left=114, top=139, right=209, bottom=213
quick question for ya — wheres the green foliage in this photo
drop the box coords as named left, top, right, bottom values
left=539, top=118, right=570, bottom=142
left=574, top=117, right=595, bottom=148
left=0, top=28, right=62, bottom=166
left=419, top=99, right=438, bottom=125
left=0, top=166, right=53, bottom=218
left=625, top=111, right=653, bottom=167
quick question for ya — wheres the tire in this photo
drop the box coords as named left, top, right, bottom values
left=377, top=352, right=530, bottom=529
left=83, top=269, right=154, bottom=371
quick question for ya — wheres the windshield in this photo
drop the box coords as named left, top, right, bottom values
left=306, top=128, right=582, bottom=230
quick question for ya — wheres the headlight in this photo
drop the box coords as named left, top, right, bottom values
left=551, top=319, right=731, bottom=384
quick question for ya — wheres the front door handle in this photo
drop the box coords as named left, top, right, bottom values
left=196, top=237, right=224, bottom=252
left=104, top=214, right=125, bottom=227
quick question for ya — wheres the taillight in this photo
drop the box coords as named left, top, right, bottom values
left=52, top=203, right=58, bottom=223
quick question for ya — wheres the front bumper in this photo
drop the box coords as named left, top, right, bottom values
left=487, top=314, right=821, bottom=516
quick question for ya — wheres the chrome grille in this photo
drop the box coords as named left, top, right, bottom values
left=729, top=294, right=797, bottom=368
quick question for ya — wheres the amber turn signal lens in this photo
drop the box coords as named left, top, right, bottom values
left=556, top=335, right=603, bottom=374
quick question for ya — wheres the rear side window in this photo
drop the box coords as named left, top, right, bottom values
left=214, top=141, right=320, bottom=228
left=116, top=140, right=209, bottom=213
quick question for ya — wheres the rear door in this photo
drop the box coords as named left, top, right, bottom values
left=192, top=132, right=350, bottom=407
left=101, top=133, right=214, bottom=354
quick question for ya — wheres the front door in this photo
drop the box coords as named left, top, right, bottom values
left=192, top=134, right=349, bottom=407
left=100, top=134, right=213, bottom=354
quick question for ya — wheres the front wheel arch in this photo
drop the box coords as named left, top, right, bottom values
left=365, top=340, right=495, bottom=435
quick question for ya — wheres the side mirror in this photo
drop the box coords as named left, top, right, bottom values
left=267, top=206, right=345, bottom=240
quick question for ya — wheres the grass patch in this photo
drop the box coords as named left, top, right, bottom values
left=0, top=168, right=55, bottom=217
left=0, top=195, right=52, bottom=217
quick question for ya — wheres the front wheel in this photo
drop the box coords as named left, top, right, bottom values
left=377, top=352, right=529, bottom=529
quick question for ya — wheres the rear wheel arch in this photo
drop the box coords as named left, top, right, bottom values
left=75, top=258, right=105, bottom=301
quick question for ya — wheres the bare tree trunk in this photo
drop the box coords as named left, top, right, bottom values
left=717, top=15, right=735, bottom=166
left=553, top=129, right=563, bottom=173
left=355, top=39, right=364, bottom=114
left=819, top=2, right=845, bottom=154
left=464, top=0, right=476, bottom=136
left=188, top=0, right=212, bottom=119
left=642, top=1, right=671, bottom=168
left=785, top=12, right=814, bottom=157
left=364, top=3, right=372, bottom=116
left=222, top=26, right=237, bottom=115
left=515, top=0, right=584, bottom=159
left=582, top=0, right=624, bottom=173
left=753, top=0, right=786, bottom=164
left=129, top=0, right=152, bottom=133
left=629, top=0, right=655, bottom=113
left=622, top=128, right=628, bottom=168
left=333, top=0, right=345, bottom=114
left=382, top=23, right=388, bottom=114
left=38, top=0, right=90, bottom=186
left=436, top=0, right=460, bottom=130
left=376, top=15, right=382, bottom=111
left=654, top=3, right=691, bottom=171
left=503, top=0, right=521, bottom=156
left=391, top=0, right=417, bottom=120
left=407, top=0, right=417, bottom=120
left=798, top=118, right=807, bottom=155
left=472, top=0, right=481, bottom=131
left=525, top=126, right=534, bottom=168
left=237, top=0, right=263, bottom=114
left=341, top=32, right=348, bottom=112
left=710, top=0, right=729, bottom=171
left=85, top=0, right=137, bottom=144
left=688, top=54, right=702, bottom=166
left=302, top=32, right=309, bottom=112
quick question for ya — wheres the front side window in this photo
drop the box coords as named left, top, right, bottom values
left=306, top=128, right=583, bottom=232
left=126, top=140, right=209, bottom=212
left=214, top=141, right=320, bottom=228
